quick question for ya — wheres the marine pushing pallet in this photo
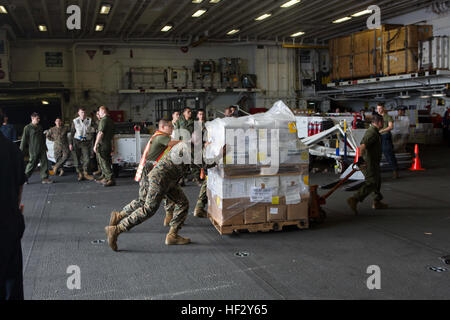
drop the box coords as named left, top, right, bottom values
left=208, top=215, right=309, bottom=235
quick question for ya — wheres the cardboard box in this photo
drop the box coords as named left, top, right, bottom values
left=383, top=48, right=419, bottom=75
left=245, top=205, right=267, bottom=224
left=266, top=205, right=287, bottom=222
left=287, top=199, right=309, bottom=221
left=207, top=189, right=245, bottom=226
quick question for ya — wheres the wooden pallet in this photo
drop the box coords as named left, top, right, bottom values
left=209, top=215, right=308, bottom=235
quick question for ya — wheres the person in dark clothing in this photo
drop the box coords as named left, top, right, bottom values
left=377, top=103, right=399, bottom=179
left=1, top=116, right=17, bottom=141
left=443, top=108, right=450, bottom=147
left=0, top=130, right=26, bottom=300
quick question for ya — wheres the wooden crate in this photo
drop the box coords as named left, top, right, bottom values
left=383, top=25, right=433, bottom=52
left=331, top=55, right=352, bottom=80
left=383, top=48, right=419, bottom=75
left=209, top=214, right=309, bottom=235
left=353, top=50, right=382, bottom=78
left=353, top=29, right=382, bottom=54
left=330, top=35, right=352, bottom=57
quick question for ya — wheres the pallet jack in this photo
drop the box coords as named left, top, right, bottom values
left=309, top=163, right=360, bottom=223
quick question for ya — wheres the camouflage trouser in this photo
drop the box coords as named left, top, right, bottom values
left=97, top=145, right=113, bottom=181
left=53, top=146, right=70, bottom=171
left=195, top=179, right=207, bottom=210
left=120, top=165, right=178, bottom=221
left=72, top=139, right=91, bottom=173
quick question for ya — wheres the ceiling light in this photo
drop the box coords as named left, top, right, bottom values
left=192, top=9, right=206, bottom=17
left=42, top=100, right=49, bottom=105
left=100, top=4, right=112, bottom=14
left=351, top=9, right=373, bottom=17
left=161, top=25, right=173, bottom=32
left=420, top=95, right=431, bottom=99
left=0, top=5, right=8, bottom=14
left=432, top=92, right=445, bottom=97
left=255, top=13, right=272, bottom=21
left=291, top=31, right=305, bottom=37
left=281, top=0, right=301, bottom=8
left=95, top=24, right=104, bottom=32
left=192, top=0, right=203, bottom=3
left=227, top=29, right=240, bottom=35
left=210, top=0, right=221, bottom=3
left=38, top=25, right=47, bottom=32
left=332, top=16, right=352, bottom=23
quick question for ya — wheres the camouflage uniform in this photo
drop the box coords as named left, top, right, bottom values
left=120, top=163, right=176, bottom=217
left=46, top=126, right=70, bottom=172
left=117, top=142, right=192, bottom=232
left=195, top=179, right=208, bottom=211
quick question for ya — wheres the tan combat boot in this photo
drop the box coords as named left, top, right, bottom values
left=165, top=227, right=191, bottom=245
left=104, top=226, right=121, bottom=251
left=109, top=211, right=124, bottom=226
left=103, top=179, right=116, bottom=187
left=59, top=168, right=64, bottom=176
left=77, top=172, right=84, bottom=181
left=163, top=213, right=173, bottom=227
left=372, top=200, right=388, bottom=210
left=347, top=197, right=359, bottom=215
left=93, top=169, right=102, bottom=176
left=83, top=172, right=94, bottom=181
left=194, top=207, right=208, bottom=218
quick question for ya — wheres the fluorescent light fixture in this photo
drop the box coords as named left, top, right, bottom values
left=0, top=5, right=8, bottom=14
left=351, top=9, right=373, bottom=17
left=227, top=29, right=240, bottom=35
left=432, top=92, right=445, bottom=97
left=281, top=0, right=301, bottom=8
left=95, top=24, right=104, bottom=32
left=38, top=25, right=47, bottom=32
left=420, top=95, right=431, bottom=99
left=332, top=16, right=352, bottom=23
left=100, top=4, right=112, bottom=14
left=291, top=31, right=305, bottom=37
left=42, top=100, right=49, bottom=105
left=398, top=92, right=410, bottom=99
left=192, top=0, right=203, bottom=3
left=255, top=13, right=272, bottom=21
left=210, top=0, right=221, bottom=3
left=161, top=25, right=173, bottom=32
left=192, top=9, right=206, bottom=17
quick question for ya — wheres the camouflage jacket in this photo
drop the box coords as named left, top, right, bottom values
left=46, top=126, right=70, bottom=149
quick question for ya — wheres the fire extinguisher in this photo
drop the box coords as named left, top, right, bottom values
left=308, top=121, right=313, bottom=136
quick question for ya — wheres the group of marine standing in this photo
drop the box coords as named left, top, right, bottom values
left=19, top=106, right=116, bottom=187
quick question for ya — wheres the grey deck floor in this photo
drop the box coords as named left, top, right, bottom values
left=21, top=146, right=450, bottom=300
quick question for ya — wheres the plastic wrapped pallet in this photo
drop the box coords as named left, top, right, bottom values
left=205, top=101, right=308, bottom=176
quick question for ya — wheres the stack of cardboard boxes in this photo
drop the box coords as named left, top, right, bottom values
left=330, top=24, right=433, bottom=81
left=205, top=101, right=310, bottom=233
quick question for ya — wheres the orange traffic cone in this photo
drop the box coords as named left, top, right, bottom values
left=200, top=168, right=206, bottom=180
left=354, top=147, right=360, bottom=164
left=409, top=144, right=425, bottom=171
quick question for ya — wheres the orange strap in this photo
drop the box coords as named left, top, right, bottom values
left=134, top=131, right=168, bottom=182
